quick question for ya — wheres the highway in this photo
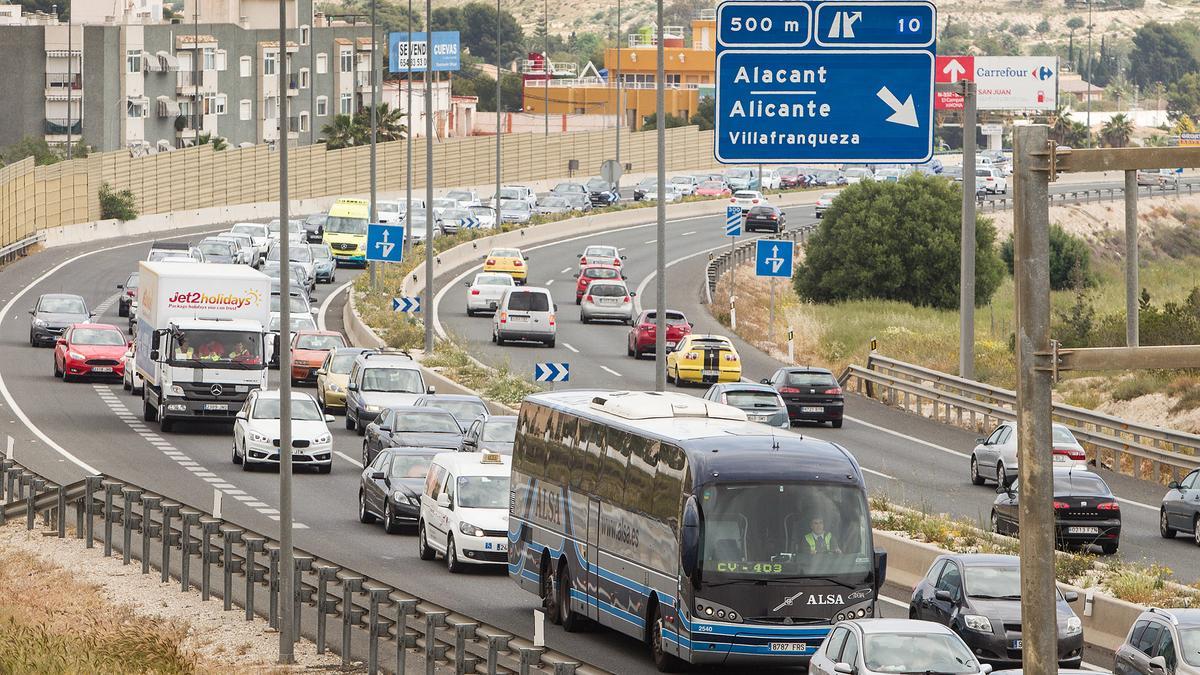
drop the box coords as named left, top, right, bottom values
left=0, top=174, right=1192, bottom=673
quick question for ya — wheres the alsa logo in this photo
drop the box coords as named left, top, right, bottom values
left=167, top=289, right=262, bottom=309
left=773, top=592, right=844, bottom=612
left=532, top=487, right=562, bottom=525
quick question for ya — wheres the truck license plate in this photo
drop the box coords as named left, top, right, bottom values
left=204, top=403, right=228, bottom=411
left=769, top=642, right=807, bottom=652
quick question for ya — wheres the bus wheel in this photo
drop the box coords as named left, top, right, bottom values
left=650, top=604, right=683, bottom=672
left=558, top=565, right=582, bottom=632
left=540, top=557, right=562, bottom=625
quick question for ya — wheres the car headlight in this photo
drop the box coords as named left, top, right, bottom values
left=459, top=521, right=485, bottom=537
left=32, top=318, right=46, bottom=327
left=963, top=615, right=993, bottom=633
left=365, top=404, right=380, bottom=413
left=327, top=383, right=341, bottom=393
left=392, top=489, right=417, bottom=504
left=1064, top=616, right=1082, bottom=636
left=68, top=351, right=85, bottom=360
left=313, top=434, right=331, bottom=444
left=168, top=385, right=185, bottom=396
left=248, top=430, right=271, bottom=443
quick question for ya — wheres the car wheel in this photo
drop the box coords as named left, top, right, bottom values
left=575, top=297, right=581, bottom=306
left=970, top=456, right=985, bottom=486
left=1194, top=515, right=1200, bottom=547
left=628, top=341, right=635, bottom=358
left=358, top=491, right=376, bottom=524
left=1161, top=509, right=1176, bottom=539
left=232, top=439, right=243, bottom=465
left=558, top=564, right=582, bottom=632
left=159, top=414, right=173, bottom=433
left=546, top=337, right=555, bottom=348
left=674, top=367, right=686, bottom=388
left=118, top=304, right=128, bottom=318
left=241, top=443, right=255, bottom=471
left=53, top=358, right=62, bottom=379
left=143, top=396, right=157, bottom=422
left=666, top=367, right=675, bottom=384
left=345, top=409, right=355, bottom=430
left=997, top=462, right=1007, bottom=484
left=384, top=503, right=402, bottom=534
left=417, top=522, right=436, bottom=560
left=317, top=463, right=331, bottom=474
left=446, top=534, right=463, bottom=573
left=61, top=365, right=72, bottom=383
left=991, top=510, right=1008, bottom=536
left=1100, top=541, right=1119, bottom=555
left=581, top=314, right=590, bottom=324
left=467, top=308, right=475, bottom=317
left=831, top=419, right=843, bottom=428
left=355, top=416, right=365, bottom=436
left=650, top=604, right=683, bottom=672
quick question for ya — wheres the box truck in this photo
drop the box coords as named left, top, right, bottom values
left=136, top=261, right=272, bottom=432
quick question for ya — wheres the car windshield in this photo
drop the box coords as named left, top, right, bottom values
left=436, top=401, right=487, bottom=423
left=863, top=632, right=979, bottom=673
left=672, top=176, right=694, bottom=184
left=500, top=200, right=530, bottom=213
left=700, top=482, right=872, bottom=579
left=692, top=339, right=732, bottom=349
left=72, top=328, right=125, bottom=346
left=492, top=249, right=521, bottom=259
left=232, top=224, right=265, bottom=237
left=553, top=183, right=583, bottom=193
left=724, top=391, right=781, bottom=408
left=456, top=475, right=509, bottom=509
left=269, top=315, right=317, bottom=333
left=585, top=246, right=618, bottom=258
left=785, top=371, right=837, bottom=387
left=389, top=453, right=435, bottom=479
left=588, top=284, right=626, bottom=297
left=268, top=246, right=313, bottom=262
left=475, top=274, right=514, bottom=286
left=733, top=191, right=758, bottom=199
left=749, top=206, right=776, bottom=216
left=541, top=197, right=570, bottom=207
left=40, top=297, right=87, bottom=314
left=394, top=411, right=460, bottom=433
left=361, top=368, right=423, bottom=393
left=1052, top=426, right=1078, bottom=444
left=171, top=329, right=262, bottom=366
left=266, top=220, right=281, bottom=233
left=270, top=295, right=310, bottom=314
left=498, top=188, right=521, bottom=200
left=252, top=397, right=323, bottom=421
left=821, top=193, right=838, bottom=200
left=643, top=311, right=688, bottom=324
left=726, top=169, right=752, bottom=179
left=586, top=179, right=609, bottom=190
left=434, top=199, right=456, bottom=209
left=584, top=267, right=619, bottom=280
left=482, top=418, right=517, bottom=442
left=377, top=202, right=400, bottom=214
left=964, top=565, right=1021, bottom=598
left=442, top=209, right=470, bottom=221
left=1180, top=628, right=1200, bottom=666
left=506, top=291, right=550, bottom=312
left=125, top=273, right=139, bottom=287
left=325, top=216, right=368, bottom=235
left=199, top=241, right=234, bottom=256
left=446, top=191, right=473, bottom=202
left=296, top=334, right=344, bottom=351
left=638, top=178, right=656, bottom=188
left=1054, top=473, right=1111, bottom=496
left=329, top=352, right=360, bottom=373
left=311, top=245, right=332, bottom=260
left=469, top=206, right=494, bottom=218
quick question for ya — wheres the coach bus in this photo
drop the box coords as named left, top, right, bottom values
left=508, top=390, right=886, bottom=670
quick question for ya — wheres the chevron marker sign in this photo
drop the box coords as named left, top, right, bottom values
left=392, top=296, right=421, bottom=313
left=534, top=362, right=570, bottom=382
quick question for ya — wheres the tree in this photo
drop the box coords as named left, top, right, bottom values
left=1167, top=72, right=1200, bottom=120
left=1066, top=17, right=1085, bottom=31
left=320, top=114, right=359, bottom=150
left=430, top=6, right=461, bottom=31
left=353, top=102, right=408, bottom=142
left=1001, top=224, right=1094, bottom=290
left=1129, top=22, right=1200, bottom=90
left=1010, top=23, right=1030, bottom=37
left=1101, top=113, right=1134, bottom=147
left=641, top=113, right=689, bottom=130
left=1036, top=19, right=1051, bottom=34
left=454, top=67, right=523, bottom=112
left=196, top=132, right=228, bottom=151
left=1107, top=74, right=1133, bottom=109
left=98, top=182, right=138, bottom=221
left=0, top=136, right=60, bottom=166
left=338, top=0, right=422, bottom=36
left=456, top=2, right=525, bottom=65
left=1171, top=114, right=1198, bottom=135
left=794, top=175, right=1005, bottom=310
left=691, top=96, right=715, bottom=131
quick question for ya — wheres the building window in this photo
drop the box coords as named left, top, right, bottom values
left=239, top=55, right=252, bottom=77
left=212, top=93, right=227, bottom=115
left=339, top=93, right=352, bottom=114
left=264, top=95, right=278, bottom=120
left=127, top=100, right=146, bottom=118
left=215, top=49, right=227, bottom=71
left=299, top=111, right=309, bottom=132
left=316, top=53, right=328, bottom=74
left=264, top=51, right=277, bottom=76
left=203, top=47, right=216, bottom=71
left=300, top=25, right=310, bottom=45
left=239, top=99, right=252, bottom=120
left=126, top=49, right=141, bottom=74
left=316, top=96, right=328, bottom=116
left=340, top=48, right=353, bottom=73
left=299, top=68, right=309, bottom=89
left=665, top=73, right=681, bottom=85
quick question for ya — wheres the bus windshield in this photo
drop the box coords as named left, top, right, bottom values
left=325, top=216, right=368, bottom=235
left=699, top=481, right=872, bottom=580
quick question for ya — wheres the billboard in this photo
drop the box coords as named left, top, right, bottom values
left=388, top=31, right=461, bottom=72
left=935, top=56, right=1057, bottom=111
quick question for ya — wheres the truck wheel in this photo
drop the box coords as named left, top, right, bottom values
left=159, top=414, right=173, bottom=433
left=143, top=395, right=157, bottom=422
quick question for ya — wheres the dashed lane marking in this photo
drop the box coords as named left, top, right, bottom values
left=599, top=365, right=622, bottom=377
left=546, top=279, right=554, bottom=286
left=563, top=343, right=579, bottom=353
left=334, top=451, right=363, bottom=468
left=643, top=239, right=657, bottom=245
left=681, top=231, right=696, bottom=236
left=559, top=267, right=572, bottom=274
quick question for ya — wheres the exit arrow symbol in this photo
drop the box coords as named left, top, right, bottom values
left=876, top=87, right=919, bottom=128
left=942, top=58, right=966, bottom=82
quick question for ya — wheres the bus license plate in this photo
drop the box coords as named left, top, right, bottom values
left=769, top=642, right=807, bottom=652
left=204, top=403, right=228, bottom=411
left=92, top=367, right=113, bottom=373
left=1068, top=526, right=1099, bottom=535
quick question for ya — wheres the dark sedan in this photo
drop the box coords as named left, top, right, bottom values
left=303, top=213, right=327, bottom=242
left=909, top=553, right=1084, bottom=669
left=117, top=272, right=138, bottom=318
left=361, top=405, right=463, bottom=465
left=358, top=447, right=439, bottom=533
left=1160, top=467, right=1200, bottom=545
left=992, top=467, right=1121, bottom=554
left=412, top=393, right=489, bottom=430
left=459, top=415, right=517, bottom=454
left=30, top=293, right=91, bottom=347
left=762, top=366, right=844, bottom=427
left=743, top=205, right=786, bottom=233
left=585, top=178, right=620, bottom=207
left=701, top=383, right=789, bottom=428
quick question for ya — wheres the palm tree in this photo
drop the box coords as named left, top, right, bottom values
left=353, top=103, right=408, bottom=143
left=196, top=132, right=228, bottom=151
left=1050, top=105, right=1074, bottom=144
left=320, top=114, right=359, bottom=149
left=1101, top=113, right=1134, bottom=147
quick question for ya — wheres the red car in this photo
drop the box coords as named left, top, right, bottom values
left=627, top=309, right=693, bottom=358
left=53, top=323, right=128, bottom=382
left=291, top=329, right=346, bottom=385
left=575, top=264, right=624, bottom=304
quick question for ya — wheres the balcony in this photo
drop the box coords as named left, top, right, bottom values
left=44, top=118, right=82, bottom=135
left=355, top=71, right=375, bottom=94
left=627, top=26, right=685, bottom=48
left=519, top=59, right=578, bottom=77
left=45, top=72, right=82, bottom=98
left=176, top=70, right=216, bottom=95
left=288, top=74, right=300, bottom=96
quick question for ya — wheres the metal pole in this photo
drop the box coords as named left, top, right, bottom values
left=728, top=234, right=736, bottom=330
left=768, top=277, right=776, bottom=342
left=1124, top=169, right=1139, bottom=347
left=369, top=0, right=378, bottom=292
left=404, top=0, right=413, bottom=256
left=194, top=4, right=199, bottom=144
left=653, top=0, right=666, bottom=391
left=959, top=81, right=977, bottom=380
left=495, top=0, right=502, bottom=221
left=277, top=0, right=295, bottom=663
left=543, top=0, right=549, bottom=138
left=66, top=2, right=73, bottom=160
left=424, top=0, right=434, bottom=353
left=1013, top=124, right=1056, bottom=675
left=1085, top=3, right=1093, bottom=147
left=615, top=0, right=621, bottom=196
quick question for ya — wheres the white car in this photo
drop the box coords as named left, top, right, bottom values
left=730, top=190, right=767, bottom=212
left=432, top=198, right=459, bottom=216
left=644, top=184, right=682, bottom=202
left=1136, top=168, right=1180, bottom=188
left=465, top=272, right=516, bottom=316
left=418, top=451, right=511, bottom=572
left=814, top=192, right=837, bottom=218
left=229, top=223, right=271, bottom=261
left=970, top=420, right=1088, bottom=486
left=578, top=244, right=623, bottom=268
left=491, top=185, right=537, bottom=209
left=216, top=232, right=260, bottom=266
left=809, top=619, right=992, bottom=675
left=670, top=175, right=700, bottom=195
left=269, top=313, right=318, bottom=352
left=843, top=167, right=873, bottom=184
left=232, top=389, right=334, bottom=473
left=761, top=168, right=785, bottom=190
left=121, top=344, right=143, bottom=394
left=376, top=200, right=404, bottom=224
left=445, top=189, right=481, bottom=207
left=468, top=205, right=497, bottom=229
left=976, top=167, right=1007, bottom=194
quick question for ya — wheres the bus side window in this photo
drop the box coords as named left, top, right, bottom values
left=546, top=414, right=576, bottom=486
left=652, top=444, right=686, bottom=527
left=598, top=429, right=631, bottom=504
left=514, top=404, right=552, bottom=476
left=626, top=439, right=657, bottom=516
left=570, top=419, right=602, bottom=494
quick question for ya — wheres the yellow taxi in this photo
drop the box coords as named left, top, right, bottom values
left=483, top=247, right=528, bottom=285
left=316, top=346, right=368, bottom=413
left=666, top=334, right=742, bottom=386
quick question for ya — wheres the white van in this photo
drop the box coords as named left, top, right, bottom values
left=417, top=451, right=511, bottom=572
left=492, top=286, right=557, bottom=348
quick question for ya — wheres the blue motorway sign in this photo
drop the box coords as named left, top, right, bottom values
left=715, top=0, right=935, bottom=164
left=755, top=239, right=795, bottom=278
left=388, top=32, right=461, bottom=72
left=366, top=223, right=405, bottom=263
left=725, top=206, right=742, bottom=236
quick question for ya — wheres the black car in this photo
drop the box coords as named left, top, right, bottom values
left=361, top=405, right=463, bottom=465
left=585, top=178, right=620, bottom=207
left=762, top=367, right=844, bottom=427
left=117, top=272, right=138, bottom=318
left=744, top=205, right=786, bottom=233
left=633, top=177, right=656, bottom=201
left=1159, top=468, right=1200, bottom=545
left=412, top=393, right=489, bottom=430
left=196, top=237, right=239, bottom=264
left=909, top=553, right=1084, bottom=669
left=992, top=467, right=1121, bottom=554
left=459, top=415, right=517, bottom=454
left=358, top=447, right=439, bottom=533
left=29, top=293, right=91, bottom=347
left=303, top=213, right=327, bottom=242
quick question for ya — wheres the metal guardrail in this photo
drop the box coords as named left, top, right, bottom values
left=0, top=233, right=45, bottom=264
left=979, top=180, right=1200, bottom=212
left=704, top=224, right=816, bottom=304
left=839, top=354, right=1200, bottom=485
left=0, top=456, right=605, bottom=675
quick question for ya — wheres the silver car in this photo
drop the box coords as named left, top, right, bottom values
left=579, top=280, right=635, bottom=324
left=465, top=272, right=515, bottom=316
left=499, top=199, right=533, bottom=224
left=809, top=619, right=992, bottom=675
left=970, top=421, right=1088, bottom=486
left=1113, top=607, right=1200, bottom=675
left=701, top=383, right=789, bottom=428
left=535, top=196, right=573, bottom=216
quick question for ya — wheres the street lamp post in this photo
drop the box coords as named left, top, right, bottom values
left=405, top=0, right=414, bottom=256
left=424, top=0, right=434, bottom=353
left=495, top=0, right=502, bottom=217
left=276, top=0, right=295, bottom=664
left=653, top=0, right=666, bottom=391
left=615, top=0, right=622, bottom=195
left=369, top=0, right=378, bottom=292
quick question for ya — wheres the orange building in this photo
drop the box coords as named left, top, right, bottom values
left=521, top=13, right=715, bottom=129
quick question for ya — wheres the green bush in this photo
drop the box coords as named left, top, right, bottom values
left=98, top=182, right=139, bottom=221
left=794, top=174, right=1005, bottom=310
left=1001, top=224, right=1093, bottom=290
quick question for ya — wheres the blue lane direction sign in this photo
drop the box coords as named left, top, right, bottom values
left=725, top=206, right=743, bottom=237
left=534, top=362, right=570, bottom=383
left=392, top=296, right=421, bottom=313
left=755, top=239, right=795, bottom=278
left=366, top=223, right=405, bottom=263
left=814, top=2, right=935, bottom=48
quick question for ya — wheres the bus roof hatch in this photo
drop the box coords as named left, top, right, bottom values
left=589, top=391, right=747, bottom=421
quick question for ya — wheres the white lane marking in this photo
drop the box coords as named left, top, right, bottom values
left=546, top=279, right=554, bottom=286
left=563, top=342, right=580, bottom=353
left=634, top=238, right=754, bottom=315
left=681, top=231, right=696, bottom=236
left=560, top=267, right=572, bottom=274
left=643, top=239, right=657, bottom=245
left=259, top=508, right=281, bottom=515
left=295, top=523, right=309, bottom=529
left=617, top=247, right=626, bottom=252
left=245, top=501, right=269, bottom=508
left=878, top=595, right=908, bottom=608
left=599, top=365, right=623, bottom=377
left=335, top=451, right=363, bottom=468
left=202, top=476, right=224, bottom=483
left=232, top=495, right=256, bottom=502
left=317, top=278, right=353, bottom=333
left=862, top=467, right=895, bottom=481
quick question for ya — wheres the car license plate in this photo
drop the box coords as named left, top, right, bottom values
left=485, top=542, right=508, bottom=552
left=801, top=406, right=824, bottom=413
left=92, top=367, right=113, bottom=373
left=769, top=642, right=807, bottom=652
left=749, top=414, right=769, bottom=422
left=1010, top=639, right=1022, bottom=650
left=666, top=341, right=677, bottom=349
left=702, top=369, right=720, bottom=377
left=204, top=403, right=228, bottom=411
left=510, top=315, right=529, bottom=322
left=1067, top=526, right=1099, bottom=535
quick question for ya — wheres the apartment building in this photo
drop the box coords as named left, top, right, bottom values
left=0, top=0, right=386, bottom=154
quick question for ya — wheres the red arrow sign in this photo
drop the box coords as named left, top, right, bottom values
left=935, top=56, right=973, bottom=109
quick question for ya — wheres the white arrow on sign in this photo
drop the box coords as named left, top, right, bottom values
left=876, top=87, right=919, bottom=128
left=765, top=244, right=786, bottom=274
left=375, top=228, right=395, bottom=258
left=827, top=11, right=863, bottom=39
left=942, top=58, right=967, bottom=82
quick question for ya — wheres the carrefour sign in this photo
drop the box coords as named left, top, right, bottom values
left=934, top=56, right=1057, bottom=111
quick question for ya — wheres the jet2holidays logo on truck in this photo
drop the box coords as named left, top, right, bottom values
left=166, top=289, right=262, bottom=311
